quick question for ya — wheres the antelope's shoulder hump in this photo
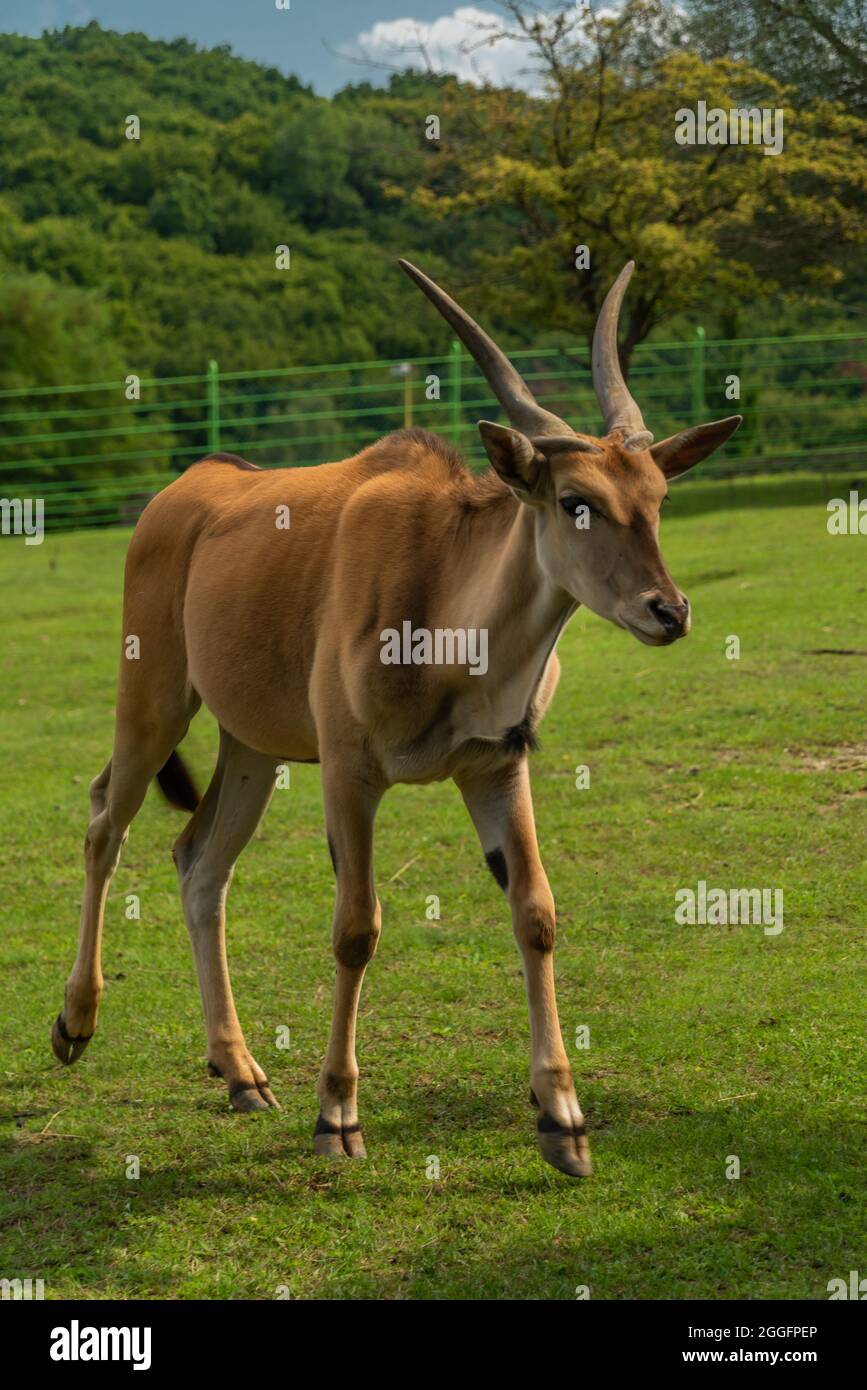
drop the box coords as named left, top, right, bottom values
left=361, top=428, right=464, bottom=478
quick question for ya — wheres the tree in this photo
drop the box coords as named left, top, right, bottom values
left=411, top=0, right=867, bottom=366
left=680, top=0, right=867, bottom=113
left=266, top=107, right=362, bottom=229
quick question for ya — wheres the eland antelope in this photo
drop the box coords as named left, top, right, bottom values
left=52, top=261, right=741, bottom=1177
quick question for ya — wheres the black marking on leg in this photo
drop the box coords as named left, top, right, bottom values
left=335, top=930, right=378, bottom=969
left=537, top=1113, right=587, bottom=1138
left=485, top=848, right=509, bottom=891
left=314, top=1114, right=342, bottom=1136
left=341, top=1122, right=362, bottom=1135
left=327, top=833, right=338, bottom=875
left=54, top=1014, right=93, bottom=1044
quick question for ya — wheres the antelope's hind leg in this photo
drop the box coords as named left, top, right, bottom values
left=457, top=759, right=592, bottom=1178
left=52, top=715, right=193, bottom=1065
left=173, top=729, right=278, bottom=1112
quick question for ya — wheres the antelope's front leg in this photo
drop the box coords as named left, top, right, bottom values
left=457, top=760, right=591, bottom=1178
left=314, top=759, right=384, bottom=1159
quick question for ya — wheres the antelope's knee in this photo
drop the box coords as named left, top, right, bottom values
left=83, top=809, right=126, bottom=876
left=88, top=761, right=112, bottom=813
left=514, top=899, right=556, bottom=953
left=333, top=896, right=381, bottom=969
left=172, top=822, right=200, bottom=885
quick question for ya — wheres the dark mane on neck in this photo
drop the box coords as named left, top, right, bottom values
left=373, top=427, right=514, bottom=513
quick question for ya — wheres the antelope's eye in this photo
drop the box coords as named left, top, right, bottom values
left=560, top=495, right=596, bottom=518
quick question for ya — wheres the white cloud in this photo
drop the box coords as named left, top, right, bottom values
left=355, top=6, right=538, bottom=90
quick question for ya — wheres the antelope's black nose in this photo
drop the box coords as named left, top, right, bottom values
left=647, top=596, right=690, bottom=638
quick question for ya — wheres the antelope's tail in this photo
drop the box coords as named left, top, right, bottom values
left=156, top=750, right=200, bottom=813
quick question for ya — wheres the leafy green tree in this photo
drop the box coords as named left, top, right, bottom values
left=413, top=0, right=867, bottom=366
left=680, top=0, right=867, bottom=112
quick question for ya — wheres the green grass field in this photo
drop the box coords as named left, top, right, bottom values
left=1, top=481, right=864, bottom=1300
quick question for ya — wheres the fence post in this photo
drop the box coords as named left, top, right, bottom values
left=691, top=326, right=705, bottom=420
left=449, top=339, right=462, bottom=444
left=206, top=359, right=220, bottom=452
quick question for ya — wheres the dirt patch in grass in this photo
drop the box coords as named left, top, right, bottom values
left=792, top=744, right=867, bottom=772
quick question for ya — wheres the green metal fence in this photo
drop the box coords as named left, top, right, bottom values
left=1, top=328, right=864, bottom=532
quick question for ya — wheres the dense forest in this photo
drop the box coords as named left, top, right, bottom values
left=0, top=2, right=864, bottom=507
left=0, top=24, right=451, bottom=381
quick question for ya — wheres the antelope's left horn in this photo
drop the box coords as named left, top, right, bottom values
left=399, top=258, right=574, bottom=439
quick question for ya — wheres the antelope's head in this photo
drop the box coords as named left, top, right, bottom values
left=400, top=259, right=741, bottom=647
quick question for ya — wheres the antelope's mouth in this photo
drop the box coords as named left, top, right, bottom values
left=618, top=592, right=691, bottom=646
left=623, top=619, right=686, bottom=647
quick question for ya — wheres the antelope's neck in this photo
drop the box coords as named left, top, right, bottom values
left=446, top=501, right=575, bottom=738
left=492, top=502, right=573, bottom=649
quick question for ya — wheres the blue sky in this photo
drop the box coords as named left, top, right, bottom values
left=0, top=1, right=527, bottom=94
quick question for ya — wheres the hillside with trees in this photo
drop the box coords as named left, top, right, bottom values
left=0, top=3, right=863, bottom=508
left=0, top=6, right=864, bottom=381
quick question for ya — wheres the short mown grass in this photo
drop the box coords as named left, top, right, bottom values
left=0, top=477, right=864, bottom=1299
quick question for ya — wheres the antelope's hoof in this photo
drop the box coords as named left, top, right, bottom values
left=230, top=1083, right=277, bottom=1113
left=51, top=1013, right=93, bottom=1066
left=536, top=1113, right=592, bottom=1178
left=208, top=1060, right=280, bottom=1111
left=313, top=1115, right=367, bottom=1159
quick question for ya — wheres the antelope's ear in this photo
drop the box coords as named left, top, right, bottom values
left=478, top=421, right=544, bottom=502
left=650, top=415, right=742, bottom=479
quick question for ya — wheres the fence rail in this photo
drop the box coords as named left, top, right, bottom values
left=1, top=328, right=865, bottom=532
